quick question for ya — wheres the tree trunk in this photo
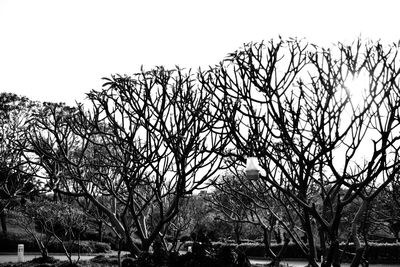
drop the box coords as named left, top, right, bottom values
left=272, top=232, right=290, bottom=266
left=325, top=239, right=340, bottom=267
left=40, top=245, right=49, bottom=259
left=117, top=207, right=142, bottom=257
left=234, top=224, right=241, bottom=244
left=274, top=229, right=282, bottom=244
left=263, top=227, right=276, bottom=261
left=117, top=239, right=122, bottom=267
left=125, top=229, right=142, bottom=257
left=303, top=209, right=319, bottom=267
left=318, top=226, right=326, bottom=265
left=350, top=248, right=364, bottom=267
left=98, top=221, right=103, bottom=242
left=0, top=210, right=7, bottom=235
left=263, top=226, right=288, bottom=267
left=35, top=239, right=49, bottom=259
left=350, top=201, right=368, bottom=267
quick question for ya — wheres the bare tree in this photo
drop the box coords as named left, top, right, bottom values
left=27, top=67, right=228, bottom=256
left=201, top=39, right=400, bottom=267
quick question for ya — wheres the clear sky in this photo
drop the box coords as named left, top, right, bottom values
left=1, top=0, right=399, bottom=105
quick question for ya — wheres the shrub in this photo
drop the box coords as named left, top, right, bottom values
left=0, top=233, right=111, bottom=254
left=89, top=240, right=112, bottom=253
left=30, top=257, right=59, bottom=264
left=338, top=242, right=400, bottom=263
left=121, top=257, right=136, bottom=267
left=0, top=232, right=38, bottom=252
left=215, top=245, right=237, bottom=266
left=90, top=255, right=119, bottom=265
left=80, top=230, right=100, bottom=241
left=211, top=242, right=237, bottom=252
left=49, top=240, right=111, bottom=253
left=212, top=241, right=400, bottom=264
left=107, top=236, right=142, bottom=251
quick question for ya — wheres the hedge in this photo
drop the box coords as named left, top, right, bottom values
left=210, top=241, right=400, bottom=264
left=339, top=242, right=400, bottom=263
left=0, top=232, right=111, bottom=253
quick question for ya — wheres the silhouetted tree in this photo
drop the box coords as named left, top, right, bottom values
left=201, top=38, right=400, bottom=267
left=27, top=67, right=228, bottom=256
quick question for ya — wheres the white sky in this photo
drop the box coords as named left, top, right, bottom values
left=1, top=0, right=400, bottom=105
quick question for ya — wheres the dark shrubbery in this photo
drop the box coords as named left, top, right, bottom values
left=121, top=257, right=137, bottom=267
left=0, top=232, right=38, bottom=252
left=119, top=241, right=251, bottom=267
left=30, top=257, right=59, bottom=264
left=214, top=241, right=400, bottom=264
left=0, top=232, right=111, bottom=253
left=50, top=240, right=111, bottom=253
left=103, top=234, right=142, bottom=252
left=90, top=255, right=120, bottom=266
left=223, top=242, right=306, bottom=258
left=338, top=242, right=400, bottom=264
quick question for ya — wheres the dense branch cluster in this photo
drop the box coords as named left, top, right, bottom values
left=204, top=39, right=400, bottom=267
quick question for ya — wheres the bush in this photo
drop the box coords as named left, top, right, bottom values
left=90, top=255, right=119, bottom=265
left=89, top=240, right=112, bottom=253
left=215, top=245, right=237, bottom=266
left=115, top=241, right=252, bottom=267
left=0, top=233, right=111, bottom=254
left=106, top=235, right=142, bottom=251
left=211, top=242, right=237, bottom=252
left=121, top=257, right=136, bottom=267
left=0, top=232, right=38, bottom=252
left=213, top=241, right=400, bottom=264
left=80, top=230, right=100, bottom=241
left=49, top=240, right=111, bottom=253
left=30, top=257, right=59, bottom=264
left=338, top=242, right=400, bottom=264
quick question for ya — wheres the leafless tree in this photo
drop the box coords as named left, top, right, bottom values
left=27, top=67, right=228, bottom=256
left=201, top=39, right=400, bottom=267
